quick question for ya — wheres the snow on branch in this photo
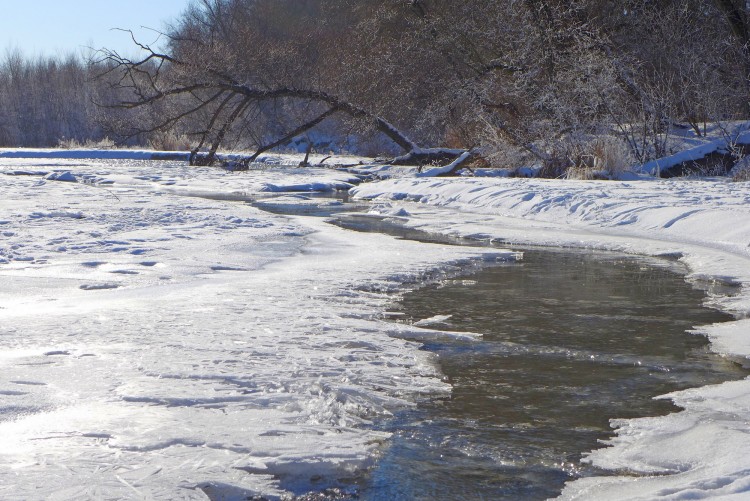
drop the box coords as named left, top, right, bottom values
left=415, top=150, right=475, bottom=177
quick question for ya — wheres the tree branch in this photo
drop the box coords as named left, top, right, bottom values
left=246, top=106, right=339, bottom=164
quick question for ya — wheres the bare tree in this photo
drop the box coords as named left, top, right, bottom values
left=0, top=49, right=123, bottom=147
left=92, top=0, right=750, bottom=175
left=97, top=0, right=471, bottom=169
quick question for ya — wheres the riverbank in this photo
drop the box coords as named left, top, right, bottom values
left=351, top=175, right=750, bottom=500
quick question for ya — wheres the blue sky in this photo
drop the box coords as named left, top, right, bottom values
left=2, top=0, right=192, bottom=58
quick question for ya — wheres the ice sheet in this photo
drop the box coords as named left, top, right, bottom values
left=0, top=159, right=516, bottom=499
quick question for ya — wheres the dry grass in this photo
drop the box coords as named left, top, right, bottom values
left=147, top=131, right=192, bottom=151
left=563, top=136, right=634, bottom=180
left=57, top=137, right=116, bottom=149
left=733, top=168, right=750, bottom=181
left=731, top=156, right=750, bottom=182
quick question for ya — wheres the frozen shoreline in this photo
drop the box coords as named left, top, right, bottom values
left=352, top=175, right=750, bottom=500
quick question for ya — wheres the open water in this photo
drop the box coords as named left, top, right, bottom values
left=358, top=248, right=747, bottom=500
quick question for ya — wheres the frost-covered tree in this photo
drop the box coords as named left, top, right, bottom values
left=99, top=0, right=471, bottom=168
left=95, top=0, right=750, bottom=173
left=0, top=49, right=134, bottom=147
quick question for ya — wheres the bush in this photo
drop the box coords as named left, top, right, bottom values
left=147, top=131, right=192, bottom=151
left=731, top=156, right=750, bottom=182
left=539, top=136, right=634, bottom=180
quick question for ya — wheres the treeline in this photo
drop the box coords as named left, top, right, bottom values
left=0, top=50, right=164, bottom=148
left=101, top=0, right=750, bottom=171
left=0, top=51, right=102, bottom=147
left=3, top=0, right=750, bottom=173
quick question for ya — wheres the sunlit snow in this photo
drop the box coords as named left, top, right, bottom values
left=3, top=151, right=750, bottom=499
left=0, top=157, right=514, bottom=499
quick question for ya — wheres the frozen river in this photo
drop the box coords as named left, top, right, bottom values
left=0, top=158, right=516, bottom=499
left=2, top=154, right=750, bottom=499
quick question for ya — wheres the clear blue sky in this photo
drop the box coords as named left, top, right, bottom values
left=2, top=0, right=192, bottom=58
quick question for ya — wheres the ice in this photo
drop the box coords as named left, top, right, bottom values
left=0, top=158, right=517, bottom=499
left=5, top=153, right=750, bottom=499
left=413, top=314, right=453, bottom=327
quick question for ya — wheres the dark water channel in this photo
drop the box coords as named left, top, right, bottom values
left=358, top=249, right=747, bottom=500
left=248, top=197, right=748, bottom=500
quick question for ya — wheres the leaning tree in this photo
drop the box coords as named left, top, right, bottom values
left=99, top=0, right=749, bottom=175
left=96, top=0, right=639, bottom=173
left=98, top=0, right=475, bottom=172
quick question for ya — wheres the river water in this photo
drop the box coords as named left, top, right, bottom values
left=356, top=248, right=747, bottom=500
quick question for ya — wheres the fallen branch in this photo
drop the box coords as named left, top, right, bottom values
left=415, top=150, right=476, bottom=177
left=387, top=147, right=467, bottom=166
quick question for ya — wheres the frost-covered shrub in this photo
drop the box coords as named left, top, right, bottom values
left=147, top=131, right=192, bottom=151
left=538, top=147, right=571, bottom=179
left=731, top=156, right=750, bottom=182
left=590, top=136, right=634, bottom=178
left=732, top=168, right=750, bottom=182
left=546, top=136, right=634, bottom=180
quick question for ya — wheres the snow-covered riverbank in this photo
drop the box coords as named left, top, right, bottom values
left=0, top=159, right=514, bottom=499
left=352, top=175, right=750, bottom=500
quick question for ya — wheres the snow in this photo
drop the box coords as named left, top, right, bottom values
left=43, top=170, right=77, bottom=182
left=638, top=122, right=750, bottom=176
left=351, top=175, right=750, bottom=500
left=415, top=150, right=472, bottom=177
left=0, top=147, right=371, bottom=168
left=560, top=380, right=750, bottom=500
left=0, top=148, right=179, bottom=160
left=0, top=157, right=515, bottom=499
left=4, top=150, right=750, bottom=499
